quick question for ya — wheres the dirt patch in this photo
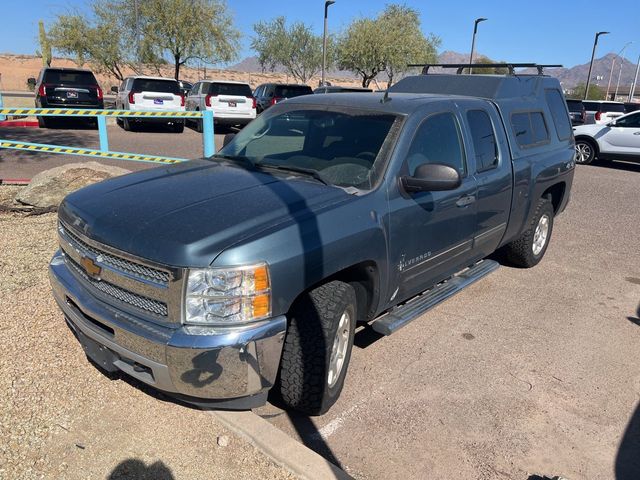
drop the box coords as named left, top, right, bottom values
left=0, top=212, right=295, bottom=479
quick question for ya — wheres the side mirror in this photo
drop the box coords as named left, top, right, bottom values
left=222, top=133, right=236, bottom=148
left=110, top=86, right=118, bottom=93
left=401, top=163, right=461, bottom=193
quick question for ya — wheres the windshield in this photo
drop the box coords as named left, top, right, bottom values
left=217, top=108, right=398, bottom=189
left=43, top=70, right=97, bottom=85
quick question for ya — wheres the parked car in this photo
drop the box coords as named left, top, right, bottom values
left=573, top=110, right=640, bottom=164
left=314, top=85, right=373, bottom=94
left=114, top=76, right=185, bottom=132
left=186, top=80, right=256, bottom=131
left=624, top=102, right=640, bottom=113
left=582, top=100, right=626, bottom=125
left=253, top=83, right=312, bottom=113
left=178, top=80, right=193, bottom=96
left=566, top=99, right=586, bottom=126
left=34, top=67, right=103, bottom=128
left=49, top=66, right=574, bottom=415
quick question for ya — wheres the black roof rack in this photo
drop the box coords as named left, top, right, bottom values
left=407, top=63, right=563, bottom=76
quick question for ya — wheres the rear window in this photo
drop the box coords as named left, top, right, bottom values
left=208, top=82, right=252, bottom=97
left=601, top=102, right=625, bottom=113
left=582, top=101, right=598, bottom=111
left=511, top=112, right=550, bottom=148
left=131, top=79, right=180, bottom=94
left=274, top=85, right=312, bottom=98
left=43, top=70, right=97, bottom=85
left=565, top=100, right=584, bottom=112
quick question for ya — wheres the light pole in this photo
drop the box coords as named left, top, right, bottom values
left=584, top=31, right=609, bottom=100
left=630, top=53, right=640, bottom=102
left=321, top=0, right=336, bottom=87
left=614, top=42, right=633, bottom=100
left=469, top=18, right=487, bottom=74
left=606, top=43, right=633, bottom=99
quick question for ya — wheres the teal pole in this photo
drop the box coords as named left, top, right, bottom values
left=203, top=110, right=215, bottom=157
left=0, top=92, right=5, bottom=121
left=97, top=116, right=109, bottom=152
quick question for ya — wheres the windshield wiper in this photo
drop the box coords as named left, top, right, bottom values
left=259, top=164, right=330, bottom=186
left=211, top=153, right=255, bottom=168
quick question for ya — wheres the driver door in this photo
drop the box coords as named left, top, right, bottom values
left=387, top=108, right=478, bottom=302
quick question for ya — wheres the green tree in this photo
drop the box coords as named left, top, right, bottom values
left=378, top=5, right=440, bottom=87
left=469, top=55, right=509, bottom=75
left=38, top=21, right=52, bottom=67
left=336, top=4, right=440, bottom=88
left=567, top=83, right=605, bottom=100
left=135, top=0, right=240, bottom=80
left=49, top=2, right=133, bottom=80
left=251, top=17, right=324, bottom=83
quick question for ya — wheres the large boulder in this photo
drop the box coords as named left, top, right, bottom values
left=16, top=162, right=130, bottom=208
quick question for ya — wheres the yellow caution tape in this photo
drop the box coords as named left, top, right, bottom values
left=0, top=108, right=201, bottom=118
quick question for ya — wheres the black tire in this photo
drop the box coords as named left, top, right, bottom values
left=172, top=122, right=184, bottom=133
left=277, top=281, right=357, bottom=415
left=503, top=197, right=554, bottom=268
left=123, top=117, right=133, bottom=131
left=37, top=116, right=47, bottom=128
left=575, top=138, right=597, bottom=164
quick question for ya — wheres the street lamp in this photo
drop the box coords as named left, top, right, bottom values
left=630, top=53, right=640, bottom=102
left=584, top=31, right=609, bottom=100
left=469, top=17, right=487, bottom=74
left=321, top=0, right=336, bottom=87
left=614, top=42, right=633, bottom=100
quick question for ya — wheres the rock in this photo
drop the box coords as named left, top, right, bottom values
left=216, top=435, right=229, bottom=447
left=15, top=162, right=130, bottom=209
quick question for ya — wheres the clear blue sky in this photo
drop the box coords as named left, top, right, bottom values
left=2, top=0, right=639, bottom=68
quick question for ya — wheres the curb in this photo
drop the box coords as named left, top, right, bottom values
left=211, top=410, right=353, bottom=480
left=0, top=120, right=39, bottom=127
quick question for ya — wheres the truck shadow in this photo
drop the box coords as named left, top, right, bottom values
left=616, top=401, right=640, bottom=479
left=625, top=303, right=640, bottom=327
left=588, top=160, right=640, bottom=174
left=108, top=458, right=175, bottom=480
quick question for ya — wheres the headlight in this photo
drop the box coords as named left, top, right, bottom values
left=184, top=263, right=271, bottom=326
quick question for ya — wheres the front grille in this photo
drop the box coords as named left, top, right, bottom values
left=66, top=256, right=168, bottom=317
left=61, top=224, right=170, bottom=285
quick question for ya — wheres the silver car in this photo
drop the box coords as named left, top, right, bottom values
left=186, top=80, right=256, bottom=132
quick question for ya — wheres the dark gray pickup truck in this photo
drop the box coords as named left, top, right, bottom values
left=49, top=66, right=575, bottom=415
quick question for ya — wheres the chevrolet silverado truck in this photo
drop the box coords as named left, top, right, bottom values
left=49, top=64, right=575, bottom=415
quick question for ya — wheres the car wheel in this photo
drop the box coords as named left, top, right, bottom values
left=503, top=196, right=554, bottom=268
left=575, top=139, right=596, bottom=164
left=123, top=117, right=133, bottom=132
left=37, top=116, right=48, bottom=128
left=277, top=281, right=357, bottom=415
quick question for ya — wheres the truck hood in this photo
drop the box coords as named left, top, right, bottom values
left=59, top=159, right=352, bottom=266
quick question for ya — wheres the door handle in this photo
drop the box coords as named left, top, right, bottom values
left=633, top=132, right=640, bottom=135
left=456, top=195, right=476, bottom=207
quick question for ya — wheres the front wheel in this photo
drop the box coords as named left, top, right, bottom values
left=502, top=197, right=554, bottom=268
left=575, top=139, right=596, bottom=164
left=277, top=281, right=357, bottom=415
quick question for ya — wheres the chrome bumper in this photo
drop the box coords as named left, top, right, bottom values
left=49, top=250, right=286, bottom=408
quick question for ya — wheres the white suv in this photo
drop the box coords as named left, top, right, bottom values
left=573, top=110, right=640, bottom=164
left=186, top=80, right=256, bottom=131
left=115, top=76, right=185, bottom=132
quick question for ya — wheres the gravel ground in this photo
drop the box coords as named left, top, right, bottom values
left=0, top=193, right=296, bottom=480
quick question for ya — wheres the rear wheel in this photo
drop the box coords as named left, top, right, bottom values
left=277, top=281, right=356, bottom=415
left=37, top=116, right=48, bottom=128
left=123, top=117, right=134, bottom=132
left=575, top=138, right=596, bottom=164
left=503, top=197, right=554, bottom=268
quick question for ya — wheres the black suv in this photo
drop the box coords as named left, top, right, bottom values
left=253, top=83, right=312, bottom=113
left=565, top=99, right=586, bottom=126
left=34, top=67, right=104, bottom=128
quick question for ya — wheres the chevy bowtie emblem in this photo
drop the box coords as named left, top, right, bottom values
left=80, top=256, right=102, bottom=279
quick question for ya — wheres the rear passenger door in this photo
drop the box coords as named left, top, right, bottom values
left=462, top=103, right=511, bottom=257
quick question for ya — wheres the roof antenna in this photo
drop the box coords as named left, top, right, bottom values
left=381, top=85, right=391, bottom=103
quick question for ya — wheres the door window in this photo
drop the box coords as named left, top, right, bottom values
left=467, top=110, right=498, bottom=172
left=614, top=112, right=640, bottom=128
left=406, top=112, right=466, bottom=176
left=545, top=89, right=572, bottom=140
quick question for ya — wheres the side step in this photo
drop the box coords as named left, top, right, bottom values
left=370, top=260, right=500, bottom=336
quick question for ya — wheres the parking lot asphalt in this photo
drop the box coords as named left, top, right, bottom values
left=0, top=122, right=225, bottom=179
left=254, top=161, right=640, bottom=480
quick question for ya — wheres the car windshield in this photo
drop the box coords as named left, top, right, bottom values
left=216, top=108, right=398, bottom=189
left=274, top=85, right=312, bottom=98
left=43, top=70, right=97, bottom=85
left=132, top=79, right=180, bottom=94
left=209, top=83, right=252, bottom=96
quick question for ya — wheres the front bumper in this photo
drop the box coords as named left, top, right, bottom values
left=49, top=250, right=286, bottom=408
